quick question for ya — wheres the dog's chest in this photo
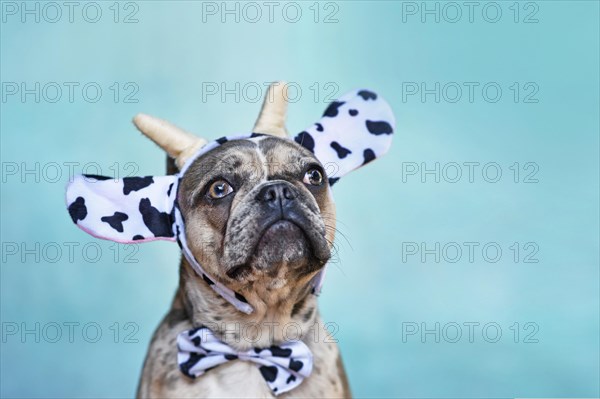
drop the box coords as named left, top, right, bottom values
left=185, top=361, right=274, bottom=398
left=138, top=316, right=347, bottom=398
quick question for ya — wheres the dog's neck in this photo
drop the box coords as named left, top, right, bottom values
left=174, top=258, right=320, bottom=351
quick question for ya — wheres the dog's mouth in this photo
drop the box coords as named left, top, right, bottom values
left=258, top=219, right=305, bottom=245
left=225, top=215, right=330, bottom=280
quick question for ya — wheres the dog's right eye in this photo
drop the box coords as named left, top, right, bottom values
left=303, top=168, right=324, bottom=186
left=207, top=180, right=234, bottom=199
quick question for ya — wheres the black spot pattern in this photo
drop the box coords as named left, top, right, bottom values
left=322, top=101, right=345, bottom=117
left=294, top=132, right=315, bottom=153
left=138, top=198, right=174, bottom=238
left=132, top=234, right=144, bottom=241
left=167, top=183, right=174, bottom=196
left=101, top=212, right=128, bottom=232
left=366, top=120, right=393, bottom=135
left=234, top=292, right=249, bottom=303
left=349, top=109, right=358, bottom=116
left=328, top=177, right=340, bottom=186
left=169, top=206, right=176, bottom=232
left=330, top=141, right=352, bottom=159
left=289, top=359, right=303, bottom=372
left=123, top=176, right=154, bottom=195
left=259, top=365, right=278, bottom=382
left=202, top=274, right=215, bottom=285
left=268, top=346, right=293, bottom=357
left=224, top=354, right=238, bottom=360
left=363, top=149, right=376, bottom=165
left=315, top=123, right=324, bottom=132
left=68, top=197, right=87, bottom=223
left=358, top=90, right=377, bottom=101
left=287, top=375, right=297, bottom=384
left=250, top=132, right=265, bottom=138
left=179, top=352, right=206, bottom=377
left=175, top=225, right=184, bottom=249
left=82, top=174, right=110, bottom=180
left=216, top=137, right=229, bottom=145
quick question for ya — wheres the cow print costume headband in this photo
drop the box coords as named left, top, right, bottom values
left=65, top=89, right=395, bottom=314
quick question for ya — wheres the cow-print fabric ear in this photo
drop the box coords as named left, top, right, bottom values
left=66, top=175, right=178, bottom=243
left=177, top=326, right=313, bottom=395
left=294, top=89, right=395, bottom=185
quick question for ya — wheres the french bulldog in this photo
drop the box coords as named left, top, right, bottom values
left=66, top=81, right=395, bottom=398
left=136, top=83, right=350, bottom=398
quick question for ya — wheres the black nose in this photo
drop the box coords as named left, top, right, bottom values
left=256, top=182, right=297, bottom=209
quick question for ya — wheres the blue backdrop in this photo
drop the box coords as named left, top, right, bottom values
left=1, top=1, right=599, bottom=397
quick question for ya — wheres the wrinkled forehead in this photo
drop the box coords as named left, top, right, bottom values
left=181, top=136, right=320, bottom=185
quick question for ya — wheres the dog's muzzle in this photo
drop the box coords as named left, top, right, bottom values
left=255, top=181, right=330, bottom=261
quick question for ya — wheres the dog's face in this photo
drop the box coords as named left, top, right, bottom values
left=178, top=136, right=336, bottom=293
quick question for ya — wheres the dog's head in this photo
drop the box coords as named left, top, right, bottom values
left=178, top=135, right=335, bottom=292
left=66, top=82, right=394, bottom=313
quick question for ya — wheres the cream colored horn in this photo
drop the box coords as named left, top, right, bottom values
left=133, top=113, right=207, bottom=169
left=252, top=81, right=289, bottom=137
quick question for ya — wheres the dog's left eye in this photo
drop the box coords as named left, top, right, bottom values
left=303, top=168, right=324, bottom=186
left=207, top=180, right=234, bottom=199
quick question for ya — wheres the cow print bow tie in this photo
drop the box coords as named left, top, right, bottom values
left=177, top=326, right=314, bottom=395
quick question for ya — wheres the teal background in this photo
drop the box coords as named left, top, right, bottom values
left=1, top=1, right=599, bottom=398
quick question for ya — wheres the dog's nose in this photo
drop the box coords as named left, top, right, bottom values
left=256, top=182, right=297, bottom=208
